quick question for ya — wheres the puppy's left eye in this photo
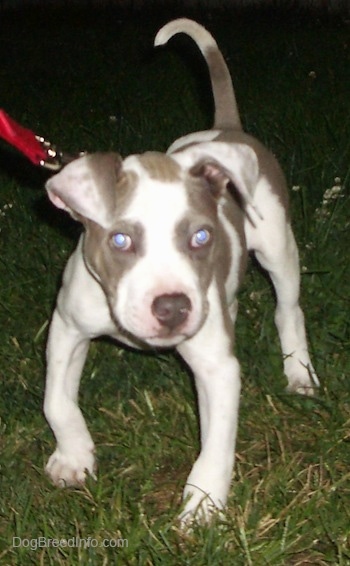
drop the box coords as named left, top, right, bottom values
left=111, top=233, right=132, bottom=251
left=190, top=228, right=211, bottom=248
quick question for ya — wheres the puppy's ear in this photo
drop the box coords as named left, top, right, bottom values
left=174, top=142, right=262, bottom=220
left=45, top=152, right=123, bottom=227
left=189, top=159, right=234, bottom=199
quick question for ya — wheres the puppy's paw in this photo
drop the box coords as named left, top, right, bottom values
left=46, top=446, right=96, bottom=487
left=287, top=380, right=317, bottom=396
left=178, top=485, right=224, bottom=528
left=286, top=364, right=319, bottom=397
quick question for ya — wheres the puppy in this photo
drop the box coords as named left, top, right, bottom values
left=43, top=18, right=318, bottom=524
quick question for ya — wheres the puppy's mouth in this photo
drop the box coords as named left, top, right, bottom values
left=144, top=331, right=189, bottom=348
left=144, top=312, right=208, bottom=348
left=111, top=311, right=196, bottom=349
left=129, top=316, right=202, bottom=348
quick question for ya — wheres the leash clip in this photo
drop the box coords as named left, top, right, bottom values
left=0, top=109, right=84, bottom=171
left=35, top=135, right=84, bottom=171
left=35, top=135, right=63, bottom=171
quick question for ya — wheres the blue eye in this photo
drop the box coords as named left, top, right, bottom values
left=112, top=233, right=132, bottom=251
left=191, top=228, right=211, bottom=248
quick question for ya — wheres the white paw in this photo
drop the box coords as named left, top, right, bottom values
left=286, top=362, right=319, bottom=396
left=178, top=484, right=225, bottom=527
left=46, top=446, right=96, bottom=487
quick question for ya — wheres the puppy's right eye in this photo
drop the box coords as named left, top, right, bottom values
left=190, top=228, right=211, bottom=249
left=111, top=233, right=132, bottom=251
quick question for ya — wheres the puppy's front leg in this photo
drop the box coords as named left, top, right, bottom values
left=44, top=309, right=96, bottom=486
left=177, top=285, right=240, bottom=524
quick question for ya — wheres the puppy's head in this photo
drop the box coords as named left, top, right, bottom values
left=46, top=144, right=257, bottom=347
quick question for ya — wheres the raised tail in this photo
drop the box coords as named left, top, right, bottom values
left=155, top=18, right=242, bottom=131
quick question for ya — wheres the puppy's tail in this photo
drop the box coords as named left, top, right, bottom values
left=155, top=18, right=242, bottom=131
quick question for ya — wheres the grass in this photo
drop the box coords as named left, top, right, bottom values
left=0, top=5, right=349, bottom=564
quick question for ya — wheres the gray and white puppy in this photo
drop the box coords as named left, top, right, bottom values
left=44, top=19, right=318, bottom=524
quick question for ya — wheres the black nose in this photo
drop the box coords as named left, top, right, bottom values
left=151, top=293, right=191, bottom=331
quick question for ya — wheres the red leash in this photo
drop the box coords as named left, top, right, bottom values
left=0, top=110, right=83, bottom=170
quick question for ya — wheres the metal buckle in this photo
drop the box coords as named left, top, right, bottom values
left=36, top=136, right=86, bottom=171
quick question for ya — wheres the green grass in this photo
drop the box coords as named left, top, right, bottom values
left=0, top=6, right=349, bottom=564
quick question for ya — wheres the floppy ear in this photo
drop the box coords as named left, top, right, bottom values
left=173, top=141, right=262, bottom=221
left=45, top=152, right=123, bottom=227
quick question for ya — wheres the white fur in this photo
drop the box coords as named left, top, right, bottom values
left=43, top=150, right=245, bottom=524
left=155, top=17, right=217, bottom=55
left=44, top=19, right=318, bottom=528
left=177, top=282, right=241, bottom=521
left=167, top=129, right=220, bottom=154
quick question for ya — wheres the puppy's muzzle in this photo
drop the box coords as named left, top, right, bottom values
left=151, top=293, right=192, bottom=332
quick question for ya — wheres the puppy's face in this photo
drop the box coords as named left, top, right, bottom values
left=46, top=152, right=237, bottom=347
